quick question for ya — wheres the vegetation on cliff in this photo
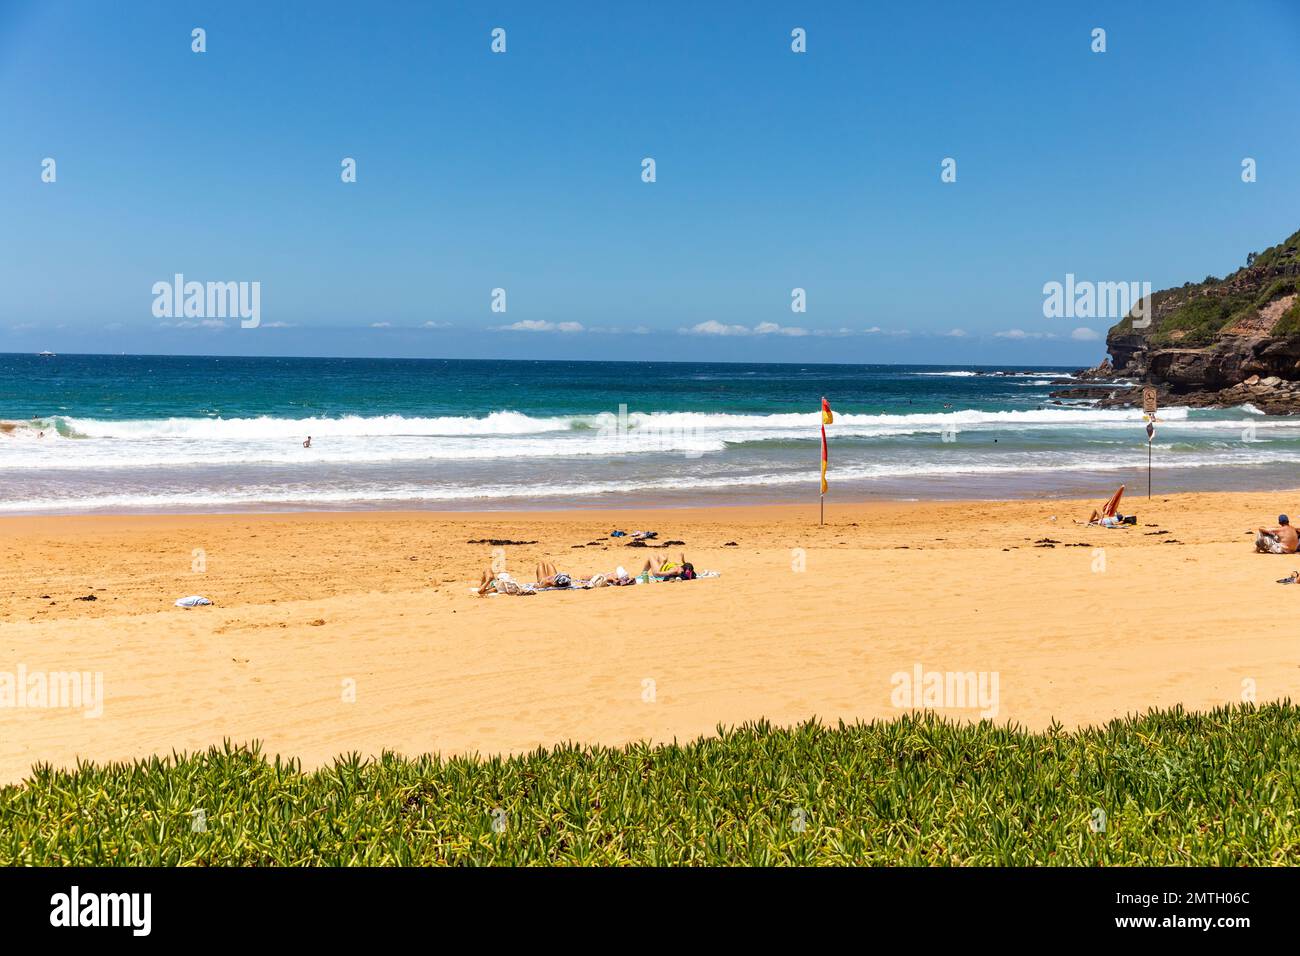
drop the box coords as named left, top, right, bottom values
left=1109, top=227, right=1300, bottom=347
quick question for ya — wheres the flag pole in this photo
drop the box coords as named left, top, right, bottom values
left=819, top=396, right=832, bottom=526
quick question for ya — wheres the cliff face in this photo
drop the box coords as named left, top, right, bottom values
left=1104, top=228, right=1300, bottom=391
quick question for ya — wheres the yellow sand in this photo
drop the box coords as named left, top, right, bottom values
left=1, top=491, right=1297, bottom=785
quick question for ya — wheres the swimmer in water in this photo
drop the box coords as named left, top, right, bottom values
left=303, top=436, right=312, bottom=448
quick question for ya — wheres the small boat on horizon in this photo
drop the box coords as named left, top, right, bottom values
left=37, top=351, right=56, bottom=357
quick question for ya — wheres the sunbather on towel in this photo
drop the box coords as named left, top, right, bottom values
left=1255, top=514, right=1299, bottom=554
left=639, top=553, right=697, bottom=581
left=1088, top=511, right=1134, bottom=528
left=601, top=565, right=637, bottom=586
left=1080, top=485, right=1127, bottom=526
left=535, top=561, right=573, bottom=588
left=475, top=570, right=535, bottom=596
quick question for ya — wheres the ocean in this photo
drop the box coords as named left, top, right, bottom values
left=1, top=354, right=1296, bottom=515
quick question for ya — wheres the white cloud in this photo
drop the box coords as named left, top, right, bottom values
left=422, top=321, right=449, bottom=329
left=586, top=324, right=653, bottom=335
left=1071, top=327, right=1101, bottom=341
left=753, top=322, right=809, bottom=336
left=942, top=329, right=967, bottom=338
left=262, top=321, right=295, bottom=328
left=682, top=320, right=752, bottom=336
left=497, top=320, right=584, bottom=333
left=160, top=319, right=226, bottom=330
left=370, top=322, right=392, bottom=328
left=683, top=321, right=857, bottom=337
left=994, top=328, right=1056, bottom=340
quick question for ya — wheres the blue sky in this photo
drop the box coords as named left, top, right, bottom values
left=1, top=0, right=1298, bottom=364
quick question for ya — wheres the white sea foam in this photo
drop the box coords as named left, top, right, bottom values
left=4, top=405, right=1297, bottom=473
left=57, top=410, right=568, bottom=440
left=22, top=404, right=1210, bottom=444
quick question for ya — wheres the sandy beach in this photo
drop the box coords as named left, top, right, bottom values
left=2, top=490, right=1297, bottom=786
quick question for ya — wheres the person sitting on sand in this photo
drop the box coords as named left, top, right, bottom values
left=1255, top=514, right=1298, bottom=554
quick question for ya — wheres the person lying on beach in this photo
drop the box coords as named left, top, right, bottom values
left=534, top=561, right=573, bottom=588
left=638, top=554, right=696, bottom=581
left=476, top=564, right=601, bottom=593
left=1079, top=484, right=1127, bottom=527
left=1255, top=514, right=1298, bottom=554
left=475, top=569, right=536, bottom=596
left=603, top=565, right=636, bottom=586
left=1087, top=511, right=1135, bottom=528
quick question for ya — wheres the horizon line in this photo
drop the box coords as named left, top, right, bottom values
left=0, top=351, right=1094, bottom=370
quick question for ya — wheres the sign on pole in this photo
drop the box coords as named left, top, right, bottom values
left=1142, top=387, right=1158, bottom=499
left=1142, top=386, right=1158, bottom=417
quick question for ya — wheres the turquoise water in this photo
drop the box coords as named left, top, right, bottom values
left=1, top=354, right=1296, bottom=514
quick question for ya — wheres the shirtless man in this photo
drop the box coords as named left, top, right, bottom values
left=1255, top=514, right=1298, bottom=554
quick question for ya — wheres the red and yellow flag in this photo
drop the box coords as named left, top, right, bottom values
left=820, top=397, right=833, bottom=495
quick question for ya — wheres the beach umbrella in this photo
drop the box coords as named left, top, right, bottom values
left=1102, top=484, right=1125, bottom=518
